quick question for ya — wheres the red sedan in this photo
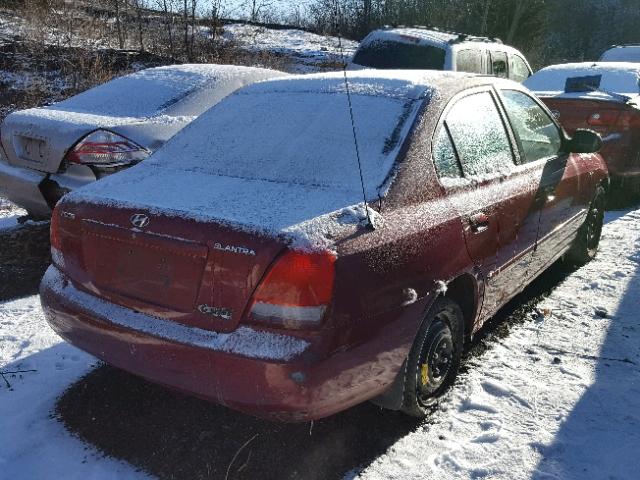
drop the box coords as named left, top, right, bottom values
left=525, top=62, right=640, bottom=192
left=41, top=71, right=607, bottom=421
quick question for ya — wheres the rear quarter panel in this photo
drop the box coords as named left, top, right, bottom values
left=326, top=95, right=480, bottom=396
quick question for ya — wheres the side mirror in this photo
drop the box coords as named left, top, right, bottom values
left=565, top=129, right=602, bottom=154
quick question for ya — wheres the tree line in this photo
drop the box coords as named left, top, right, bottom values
left=7, top=0, right=640, bottom=68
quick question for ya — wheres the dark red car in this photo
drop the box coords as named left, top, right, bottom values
left=525, top=62, right=640, bottom=191
left=41, top=71, right=606, bottom=421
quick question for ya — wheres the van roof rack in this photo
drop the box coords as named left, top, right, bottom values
left=451, top=33, right=503, bottom=44
left=379, top=25, right=502, bottom=44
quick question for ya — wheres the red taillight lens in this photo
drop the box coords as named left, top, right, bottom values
left=50, top=205, right=66, bottom=269
left=66, top=129, right=149, bottom=166
left=50, top=205, right=62, bottom=251
left=248, top=250, right=336, bottom=329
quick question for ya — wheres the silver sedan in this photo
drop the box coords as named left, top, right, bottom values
left=0, top=64, right=285, bottom=217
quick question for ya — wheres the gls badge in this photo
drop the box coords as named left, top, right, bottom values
left=198, top=304, right=233, bottom=320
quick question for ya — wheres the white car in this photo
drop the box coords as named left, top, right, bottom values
left=0, top=64, right=285, bottom=217
left=600, top=45, right=640, bottom=63
left=350, top=27, right=532, bottom=82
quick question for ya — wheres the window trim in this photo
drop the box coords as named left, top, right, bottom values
left=494, top=87, right=566, bottom=166
left=431, top=86, right=520, bottom=189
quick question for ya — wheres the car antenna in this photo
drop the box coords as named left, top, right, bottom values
left=333, top=1, right=375, bottom=230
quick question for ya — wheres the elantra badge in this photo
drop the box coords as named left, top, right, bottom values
left=130, top=213, right=150, bottom=228
left=213, top=242, right=256, bottom=256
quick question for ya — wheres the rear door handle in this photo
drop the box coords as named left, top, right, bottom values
left=468, top=212, right=490, bottom=233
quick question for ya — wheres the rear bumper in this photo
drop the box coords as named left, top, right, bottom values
left=0, top=161, right=97, bottom=216
left=0, top=160, right=50, bottom=216
left=40, top=266, right=402, bottom=421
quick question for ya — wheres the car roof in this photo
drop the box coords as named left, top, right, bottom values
left=533, top=62, right=640, bottom=74
left=235, top=69, right=506, bottom=101
left=360, top=27, right=504, bottom=49
left=600, top=45, right=640, bottom=61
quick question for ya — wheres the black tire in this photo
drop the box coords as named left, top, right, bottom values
left=400, top=297, right=464, bottom=418
left=565, top=185, right=605, bottom=266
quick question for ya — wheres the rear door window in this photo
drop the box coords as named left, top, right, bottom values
left=444, top=91, right=515, bottom=177
left=352, top=40, right=446, bottom=70
left=500, top=89, right=562, bottom=163
left=456, top=49, right=483, bottom=73
left=509, top=54, right=530, bottom=82
left=433, top=127, right=462, bottom=178
left=490, top=51, right=508, bottom=78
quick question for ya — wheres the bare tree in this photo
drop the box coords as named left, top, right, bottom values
left=114, top=0, right=124, bottom=48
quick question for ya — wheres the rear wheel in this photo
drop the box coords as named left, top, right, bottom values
left=401, top=297, right=464, bottom=418
left=565, top=186, right=605, bottom=266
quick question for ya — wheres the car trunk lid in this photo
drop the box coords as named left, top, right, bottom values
left=0, top=109, right=126, bottom=173
left=540, top=97, right=628, bottom=136
left=54, top=202, right=286, bottom=333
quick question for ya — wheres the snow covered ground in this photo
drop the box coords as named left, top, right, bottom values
left=222, top=23, right=358, bottom=73
left=1, top=208, right=639, bottom=479
left=0, top=197, right=25, bottom=230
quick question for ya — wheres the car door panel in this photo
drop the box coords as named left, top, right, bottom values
left=432, top=88, right=526, bottom=326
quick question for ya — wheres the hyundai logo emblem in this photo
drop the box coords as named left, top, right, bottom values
left=130, top=213, right=150, bottom=228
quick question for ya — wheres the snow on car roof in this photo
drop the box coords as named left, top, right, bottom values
left=68, top=70, right=465, bottom=250
left=524, top=62, right=640, bottom=102
left=600, top=45, right=640, bottom=62
left=12, top=64, right=282, bottom=127
left=363, top=28, right=460, bottom=48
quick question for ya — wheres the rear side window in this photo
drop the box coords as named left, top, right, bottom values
left=433, top=127, right=462, bottom=178
left=456, top=49, right=483, bottom=73
left=444, top=91, right=514, bottom=177
left=509, top=55, right=530, bottom=82
left=500, top=90, right=562, bottom=163
left=491, top=51, right=508, bottom=78
left=352, top=40, right=446, bottom=70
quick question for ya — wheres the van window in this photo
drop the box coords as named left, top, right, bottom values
left=500, top=90, right=562, bottom=163
left=352, top=40, right=446, bottom=70
left=456, top=49, right=483, bottom=73
left=491, top=51, right=508, bottom=78
left=509, top=55, right=530, bottom=82
left=445, top=92, right=514, bottom=176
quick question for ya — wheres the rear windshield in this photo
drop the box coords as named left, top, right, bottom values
left=352, top=40, right=446, bottom=70
left=46, top=67, right=217, bottom=119
left=146, top=89, right=421, bottom=198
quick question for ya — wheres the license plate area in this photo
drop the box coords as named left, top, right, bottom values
left=82, top=229, right=208, bottom=312
left=15, top=135, right=47, bottom=165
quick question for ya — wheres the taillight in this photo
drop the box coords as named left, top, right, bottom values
left=66, top=129, right=149, bottom=166
left=247, top=250, right=336, bottom=329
